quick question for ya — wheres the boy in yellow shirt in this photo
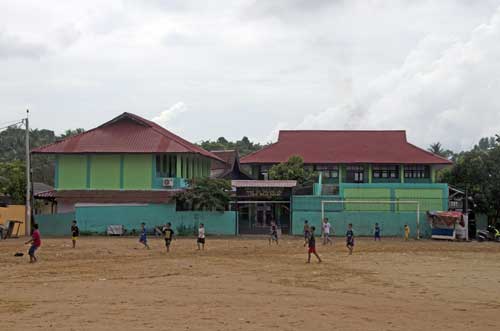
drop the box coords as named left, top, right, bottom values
left=404, top=224, right=410, bottom=240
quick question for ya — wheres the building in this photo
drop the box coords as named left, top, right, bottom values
left=240, top=130, right=452, bottom=237
left=210, top=150, right=251, bottom=180
left=32, top=112, right=236, bottom=235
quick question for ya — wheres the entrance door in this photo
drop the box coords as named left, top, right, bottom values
left=237, top=202, right=291, bottom=234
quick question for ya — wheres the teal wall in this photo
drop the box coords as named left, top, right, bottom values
left=292, top=183, right=448, bottom=238
left=35, top=212, right=76, bottom=236
left=36, top=204, right=236, bottom=236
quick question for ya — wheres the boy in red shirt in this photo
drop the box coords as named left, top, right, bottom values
left=25, top=223, right=41, bottom=263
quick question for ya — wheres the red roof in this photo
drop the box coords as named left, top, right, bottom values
left=241, top=130, right=452, bottom=165
left=32, top=112, right=221, bottom=161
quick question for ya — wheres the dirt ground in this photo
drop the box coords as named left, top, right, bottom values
left=1, top=236, right=500, bottom=331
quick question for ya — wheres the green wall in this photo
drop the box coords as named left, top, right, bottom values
left=90, top=155, right=121, bottom=189
left=57, top=155, right=87, bottom=189
left=35, top=212, right=76, bottom=236
left=343, top=187, right=391, bottom=211
left=123, top=154, right=152, bottom=189
left=56, top=153, right=211, bottom=190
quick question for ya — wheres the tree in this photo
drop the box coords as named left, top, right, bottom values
left=428, top=142, right=454, bottom=159
left=174, top=178, right=231, bottom=211
left=0, top=161, right=26, bottom=204
left=268, top=155, right=316, bottom=185
left=58, top=128, right=85, bottom=140
left=198, top=136, right=266, bottom=156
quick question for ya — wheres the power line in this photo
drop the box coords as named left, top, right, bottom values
left=0, top=118, right=25, bottom=127
left=0, top=120, right=24, bottom=131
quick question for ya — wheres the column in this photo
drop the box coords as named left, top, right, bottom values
left=176, top=154, right=182, bottom=178
left=368, top=164, right=372, bottom=184
left=400, top=164, right=404, bottom=183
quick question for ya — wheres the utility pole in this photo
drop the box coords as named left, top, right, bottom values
left=25, top=109, right=31, bottom=237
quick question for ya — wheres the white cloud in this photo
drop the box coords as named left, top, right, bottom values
left=152, top=102, right=188, bottom=127
left=296, top=6, right=500, bottom=151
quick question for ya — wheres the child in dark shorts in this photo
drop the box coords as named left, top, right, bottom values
left=162, top=222, right=175, bottom=252
left=269, top=221, right=279, bottom=245
left=139, top=222, right=150, bottom=250
left=197, top=223, right=205, bottom=250
left=307, top=226, right=322, bottom=263
left=346, top=223, right=354, bottom=255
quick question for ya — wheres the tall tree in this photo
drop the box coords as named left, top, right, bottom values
left=0, top=161, right=26, bottom=204
left=268, top=155, right=316, bottom=185
left=428, top=142, right=454, bottom=159
left=174, top=178, right=231, bottom=211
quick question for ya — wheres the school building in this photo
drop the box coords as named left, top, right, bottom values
left=239, top=130, right=452, bottom=237
left=33, top=114, right=452, bottom=237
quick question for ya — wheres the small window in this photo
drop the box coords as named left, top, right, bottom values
left=404, top=165, right=430, bottom=179
left=346, top=165, right=364, bottom=183
left=315, top=165, right=339, bottom=179
left=373, top=165, right=399, bottom=180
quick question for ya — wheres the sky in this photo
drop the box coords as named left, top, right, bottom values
left=1, top=0, right=500, bottom=152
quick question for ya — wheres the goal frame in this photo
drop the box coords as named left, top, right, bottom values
left=320, top=200, right=421, bottom=239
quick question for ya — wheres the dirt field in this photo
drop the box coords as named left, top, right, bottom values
left=1, top=236, right=500, bottom=331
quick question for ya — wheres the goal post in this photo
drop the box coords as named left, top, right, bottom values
left=320, top=200, right=421, bottom=239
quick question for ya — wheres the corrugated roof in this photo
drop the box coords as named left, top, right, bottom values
left=241, top=130, right=452, bottom=165
left=32, top=112, right=222, bottom=161
left=231, top=180, right=297, bottom=188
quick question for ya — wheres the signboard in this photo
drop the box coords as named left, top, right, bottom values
left=236, top=187, right=291, bottom=200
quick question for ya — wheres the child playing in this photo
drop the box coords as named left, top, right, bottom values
left=322, top=218, right=333, bottom=245
left=307, top=226, right=322, bottom=263
left=269, top=221, right=279, bottom=245
left=303, top=220, right=311, bottom=247
left=162, top=222, right=175, bottom=252
left=346, top=223, right=354, bottom=255
left=25, top=223, right=41, bottom=263
left=71, top=220, right=79, bottom=248
left=404, top=224, right=410, bottom=241
left=197, top=223, right=205, bottom=250
left=374, top=222, right=381, bottom=241
left=139, top=222, right=150, bottom=250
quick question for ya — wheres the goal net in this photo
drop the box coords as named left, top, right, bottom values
left=320, top=200, right=421, bottom=239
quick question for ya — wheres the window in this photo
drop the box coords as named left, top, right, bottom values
left=404, top=165, right=430, bottom=179
left=346, top=165, right=364, bottom=183
left=373, top=165, right=399, bottom=179
left=259, top=165, right=271, bottom=180
left=315, top=165, right=339, bottom=179
left=156, top=154, right=177, bottom=177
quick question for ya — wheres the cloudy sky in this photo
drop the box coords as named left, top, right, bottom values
left=1, top=0, right=500, bottom=151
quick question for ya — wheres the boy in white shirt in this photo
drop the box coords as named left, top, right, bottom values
left=322, top=218, right=333, bottom=245
left=197, top=223, right=205, bottom=250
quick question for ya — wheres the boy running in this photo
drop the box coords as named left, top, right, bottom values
left=197, top=223, right=205, bottom=250
left=71, top=220, right=79, bottom=248
left=269, top=221, right=279, bottom=245
left=307, top=226, right=322, bottom=263
left=162, top=222, right=175, bottom=252
left=139, top=222, right=150, bottom=250
left=303, top=220, right=311, bottom=247
left=374, top=223, right=381, bottom=241
left=25, top=223, right=41, bottom=263
left=322, top=218, right=333, bottom=245
left=346, top=223, right=354, bottom=255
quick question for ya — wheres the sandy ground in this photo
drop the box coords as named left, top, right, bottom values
left=1, top=236, right=500, bottom=331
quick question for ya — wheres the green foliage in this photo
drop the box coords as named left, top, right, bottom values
left=0, top=161, right=26, bottom=204
left=0, top=126, right=85, bottom=186
left=268, top=155, right=316, bottom=185
left=175, top=178, right=231, bottom=211
left=440, top=137, right=500, bottom=221
left=198, top=136, right=266, bottom=156
left=428, top=142, right=454, bottom=159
